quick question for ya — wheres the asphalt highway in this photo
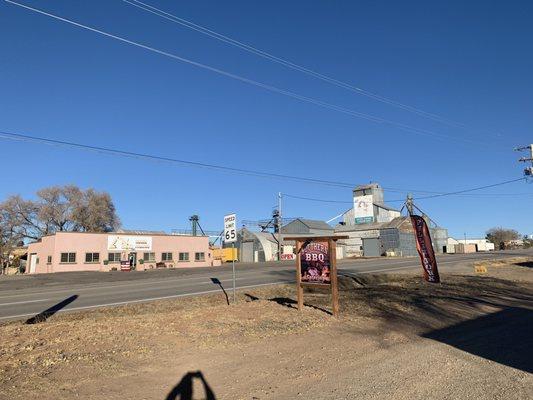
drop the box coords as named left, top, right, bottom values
left=0, top=250, right=530, bottom=322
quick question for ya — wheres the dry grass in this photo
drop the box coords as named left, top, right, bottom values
left=0, top=285, right=332, bottom=397
left=472, top=257, right=533, bottom=282
left=0, top=260, right=531, bottom=399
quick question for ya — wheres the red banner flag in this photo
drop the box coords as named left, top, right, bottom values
left=410, top=215, right=440, bottom=283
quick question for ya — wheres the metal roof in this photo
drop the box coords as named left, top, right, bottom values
left=293, top=218, right=334, bottom=230
left=335, top=217, right=409, bottom=232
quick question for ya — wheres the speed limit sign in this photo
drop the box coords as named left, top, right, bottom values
left=224, top=213, right=237, bottom=243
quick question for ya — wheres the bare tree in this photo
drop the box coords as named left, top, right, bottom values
left=486, top=227, right=520, bottom=250
left=0, top=200, right=26, bottom=273
left=72, top=189, right=120, bottom=232
left=36, top=185, right=83, bottom=233
left=0, top=185, right=120, bottom=254
left=0, top=195, right=45, bottom=240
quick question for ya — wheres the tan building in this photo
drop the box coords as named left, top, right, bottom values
left=26, top=231, right=213, bottom=274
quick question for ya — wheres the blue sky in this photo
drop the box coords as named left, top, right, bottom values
left=1, top=0, right=532, bottom=238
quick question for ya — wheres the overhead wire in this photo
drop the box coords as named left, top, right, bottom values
left=120, top=0, right=501, bottom=137
left=4, top=0, right=502, bottom=149
left=2, top=129, right=511, bottom=197
left=283, top=177, right=530, bottom=203
left=0, top=130, right=360, bottom=188
left=411, top=177, right=527, bottom=200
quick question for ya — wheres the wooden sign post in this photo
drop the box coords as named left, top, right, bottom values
left=286, top=235, right=348, bottom=318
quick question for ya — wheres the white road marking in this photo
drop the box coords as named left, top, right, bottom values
left=0, top=280, right=292, bottom=321
left=0, top=271, right=258, bottom=300
left=0, top=298, right=51, bottom=307
left=0, top=253, right=522, bottom=306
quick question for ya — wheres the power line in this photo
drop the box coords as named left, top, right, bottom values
left=4, top=0, right=498, bottom=149
left=120, top=0, right=501, bottom=137
left=283, top=187, right=533, bottom=204
left=412, top=177, right=527, bottom=200
left=283, top=194, right=352, bottom=204
left=3, top=129, right=522, bottom=199
left=0, top=130, right=356, bottom=188
left=282, top=178, right=529, bottom=204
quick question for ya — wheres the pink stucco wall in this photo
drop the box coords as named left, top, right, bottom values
left=26, top=232, right=213, bottom=274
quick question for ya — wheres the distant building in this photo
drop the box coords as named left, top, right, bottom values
left=238, top=228, right=279, bottom=263
left=239, top=218, right=338, bottom=263
left=341, top=183, right=401, bottom=226
left=335, top=183, right=447, bottom=257
left=446, top=238, right=495, bottom=253
left=280, top=218, right=334, bottom=236
left=26, top=231, right=213, bottom=274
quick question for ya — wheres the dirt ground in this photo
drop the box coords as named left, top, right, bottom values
left=1, top=258, right=532, bottom=400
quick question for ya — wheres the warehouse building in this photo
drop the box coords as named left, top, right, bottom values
left=446, top=238, right=495, bottom=253
left=26, top=230, right=213, bottom=274
left=238, top=219, right=339, bottom=262
left=280, top=218, right=335, bottom=236
left=335, top=183, right=447, bottom=257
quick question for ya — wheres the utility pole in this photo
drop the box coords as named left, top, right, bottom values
left=278, top=192, right=282, bottom=261
left=406, top=194, right=414, bottom=215
left=515, top=144, right=533, bottom=176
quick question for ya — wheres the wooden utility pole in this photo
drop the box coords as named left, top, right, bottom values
left=329, top=238, right=339, bottom=318
left=295, top=239, right=303, bottom=311
left=516, top=144, right=533, bottom=176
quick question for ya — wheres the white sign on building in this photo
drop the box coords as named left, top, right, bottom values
left=354, top=194, right=374, bottom=224
left=224, top=214, right=237, bottom=243
left=107, top=235, right=152, bottom=251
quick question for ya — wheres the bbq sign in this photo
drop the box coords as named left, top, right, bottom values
left=301, top=241, right=331, bottom=284
left=286, top=235, right=348, bottom=318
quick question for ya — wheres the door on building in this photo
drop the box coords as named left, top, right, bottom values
left=362, top=238, right=381, bottom=257
left=29, top=253, right=37, bottom=274
left=241, top=242, right=254, bottom=263
left=128, top=252, right=137, bottom=268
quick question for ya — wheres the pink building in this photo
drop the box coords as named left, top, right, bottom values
left=26, top=231, right=214, bottom=274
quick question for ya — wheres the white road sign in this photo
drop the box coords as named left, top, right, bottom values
left=224, top=213, right=237, bottom=243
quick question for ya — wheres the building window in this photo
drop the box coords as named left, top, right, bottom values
left=36, top=257, right=40, bottom=264
left=60, top=252, right=76, bottom=263
left=143, top=252, right=155, bottom=262
left=47, top=256, right=52, bottom=264
left=108, top=252, right=121, bottom=263
left=195, top=252, right=205, bottom=262
left=161, top=252, right=173, bottom=261
left=85, top=252, right=100, bottom=263
left=178, top=252, right=189, bottom=262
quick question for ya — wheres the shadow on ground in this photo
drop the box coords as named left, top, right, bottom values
left=244, top=293, right=332, bottom=315
left=515, top=261, right=533, bottom=269
left=210, top=278, right=229, bottom=305
left=165, top=371, right=216, bottom=400
left=251, top=272, right=533, bottom=372
left=26, top=295, right=78, bottom=324
left=422, top=306, right=533, bottom=373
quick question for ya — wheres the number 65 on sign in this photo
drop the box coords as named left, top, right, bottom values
left=224, top=214, right=237, bottom=243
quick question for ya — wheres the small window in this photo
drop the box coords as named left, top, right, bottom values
left=47, top=256, right=52, bottom=264
left=143, top=252, right=155, bottom=262
left=194, top=252, right=205, bottom=262
left=36, top=257, right=40, bottom=264
left=108, top=252, right=121, bottom=263
left=60, top=252, right=76, bottom=263
left=85, top=252, right=100, bottom=263
left=178, top=252, right=189, bottom=262
left=161, top=252, right=173, bottom=261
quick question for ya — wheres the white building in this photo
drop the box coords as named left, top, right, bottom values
left=336, top=183, right=447, bottom=257
left=446, top=238, right=495, bottom=253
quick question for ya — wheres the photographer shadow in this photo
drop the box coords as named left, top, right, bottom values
left=165, top=371, right=216, bottom=400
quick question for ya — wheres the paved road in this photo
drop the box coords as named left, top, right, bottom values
left=0, top=250, right=530, bottom=322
